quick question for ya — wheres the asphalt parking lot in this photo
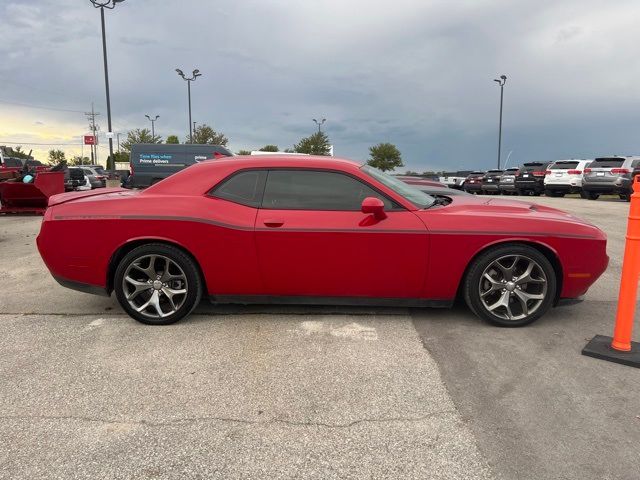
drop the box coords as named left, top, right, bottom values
left=0, top=196, right=638, bottom=480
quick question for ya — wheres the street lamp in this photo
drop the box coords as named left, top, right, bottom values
left=145, top=114, right=159, bottom=139
left=176, top=68, right=202, bottom=143
left=493, top=74, right=507, bottom=169
left=88, top=0, right=125, bottom=170
left=312, top=118, right=326, bottom=133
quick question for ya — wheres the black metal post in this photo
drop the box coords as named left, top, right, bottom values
left=99, top=7, right=114, bottom=170
left=187, top=80, right=193, bottom=143
left=494, top=75, right=507, bottom=169
left=498, top=84, right=504, bottom=169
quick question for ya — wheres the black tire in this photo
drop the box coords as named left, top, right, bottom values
left=515, top=189, right=523, bottom=196
left=463, top=244, right=557, bottom=327
left=619, top=193, right=631, bottom=202
left=114, top=243, right=202, bottom=325
left=579, top=191, right=588, bottom=199
left=586, top=192, right=600, bottom=200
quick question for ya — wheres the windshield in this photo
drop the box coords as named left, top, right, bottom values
left=361, top=165, right=435, bottom=208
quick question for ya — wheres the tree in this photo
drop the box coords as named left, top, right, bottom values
left=166, top=135, right=180, bottom=144
left=112, top=151, right=129, bottom=165
left=190, top=124, right=228, bottom=145
left=68, top=155, right=91, bottom=166
left=48, top=149, right=66, bottom=164
left=259, top=144, right=279, bottom=152
left=121, top=128, right=162, bottom=153
left=293, top=132, right=331, bottom=155
left=367, top=143, right=403, bottom=172
left=9, top=146, right=31, bottom=159
left=236, top=149, right=252, bottom=155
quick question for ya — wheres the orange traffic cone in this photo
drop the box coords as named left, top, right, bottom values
left=583, top=175, right=640, bottom=367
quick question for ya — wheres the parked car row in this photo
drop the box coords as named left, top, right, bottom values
left=461, top=156, right=640, bottom=201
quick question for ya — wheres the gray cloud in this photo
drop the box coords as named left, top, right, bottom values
left=1, top=0, right=640, bottom=171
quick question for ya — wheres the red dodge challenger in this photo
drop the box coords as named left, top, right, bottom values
left=37, top=156, right=608, bottom=326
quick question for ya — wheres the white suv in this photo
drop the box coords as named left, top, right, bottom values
left=544, top=159, right=591, bottom=197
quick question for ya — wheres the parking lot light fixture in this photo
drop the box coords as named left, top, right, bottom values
left=89, top=0, right=124, bottom=170
left=145, top=114, right=160, bottom=139
left=494, top=75, right=507, bottom=169
left=176, top=68, right=202, bottom=143
left=312, top=118, right=326, bottom=133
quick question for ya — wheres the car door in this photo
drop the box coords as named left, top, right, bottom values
left=254, top=169, right=428, bottom=299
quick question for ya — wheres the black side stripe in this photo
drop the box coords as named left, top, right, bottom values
left=52, top=215, right=598, bottom=239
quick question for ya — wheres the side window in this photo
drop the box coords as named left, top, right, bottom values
left=262, top=170, right=394, bottom=211
left=211, top=170, right=267, bottom=208
left=632, top=160, right=640, bottom=168
left=5, top=158, right=22, bottom=168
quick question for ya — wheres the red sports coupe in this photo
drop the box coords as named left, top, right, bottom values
left=37, top=156, right=608, bottom=326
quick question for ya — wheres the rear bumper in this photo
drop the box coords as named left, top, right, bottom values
left=464, top=184, right=482, bottom=192
left=481, top=184, right=500, bottom=191
left=499, top=183, right=516, bottom=191
left=515, top=180, right=544, bottom=191
left=544, top=184, right=580, bottom=193
left=53, top=275, right=110, bottom=297
left=582, top=183, right=632, bottom=194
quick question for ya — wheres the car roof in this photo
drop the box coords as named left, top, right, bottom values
left=144, top=155, right=365, bottom=195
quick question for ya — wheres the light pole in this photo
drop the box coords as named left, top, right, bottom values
left=312, top=118, right=326, bottom=133
left=176, top=68, right=202, bottom=143
left=493, top=75, right=507, bottom=169
left=89, top=0, right=124, bottom=170
left=145, top=114, right=159, bottom=139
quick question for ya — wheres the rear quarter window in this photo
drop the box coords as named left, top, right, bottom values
left=211, top=170, right=267, bottom=208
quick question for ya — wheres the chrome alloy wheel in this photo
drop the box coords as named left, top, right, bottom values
left=479, top=254, right=548, bottom=321
left=122, top=254, right=188, bottom=318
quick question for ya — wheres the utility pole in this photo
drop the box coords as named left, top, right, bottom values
left=116, top=133, right=121, bottom=153
left=84, top=103, right=101, bottom=164
left=193, top=121, right=197, bottom=139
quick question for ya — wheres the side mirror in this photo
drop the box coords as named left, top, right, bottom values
left=361, top=197, right=387, bottom=220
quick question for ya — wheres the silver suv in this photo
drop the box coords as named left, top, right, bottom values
left=582, top=156, right=640, bottom=201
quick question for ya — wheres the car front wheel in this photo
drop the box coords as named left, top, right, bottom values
left=114, top=243, right=202, bottom=325
left=464, top=244, right=556, bottom=327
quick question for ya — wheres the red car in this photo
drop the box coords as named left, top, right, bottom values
left=37, top=156, right=608, bottom=327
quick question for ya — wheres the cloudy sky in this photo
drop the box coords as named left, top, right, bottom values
left=1, top=0, right=639, bottom=172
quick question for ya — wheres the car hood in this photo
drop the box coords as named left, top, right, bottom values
left=417, top=196, right=604, bottom=238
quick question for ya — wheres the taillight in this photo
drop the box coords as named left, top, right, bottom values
left=544, top=170, right=552, bottom=175
left=567, top=170, right=582, bottom=175
left=584, top=168, right=592, bottom=174
left=532, top=171, right=546, bottom=177
left=96, top=175, right=106, bottom=180
left=514, top=170, right=520, bottom=176
left=129, top=162, right=134, bottom=175
left=611, top=168, right=629, bottom=174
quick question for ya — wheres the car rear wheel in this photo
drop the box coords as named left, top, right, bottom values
left=114, top=244, right=202, bottom=325
left=464, top=244, right=556, bottom=327
left=586, top=192, right=600, bottom=200
left=619, top=193, right=631, bottom=202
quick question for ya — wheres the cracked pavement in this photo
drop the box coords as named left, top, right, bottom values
left=0, top=216, right=492, bottom=480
